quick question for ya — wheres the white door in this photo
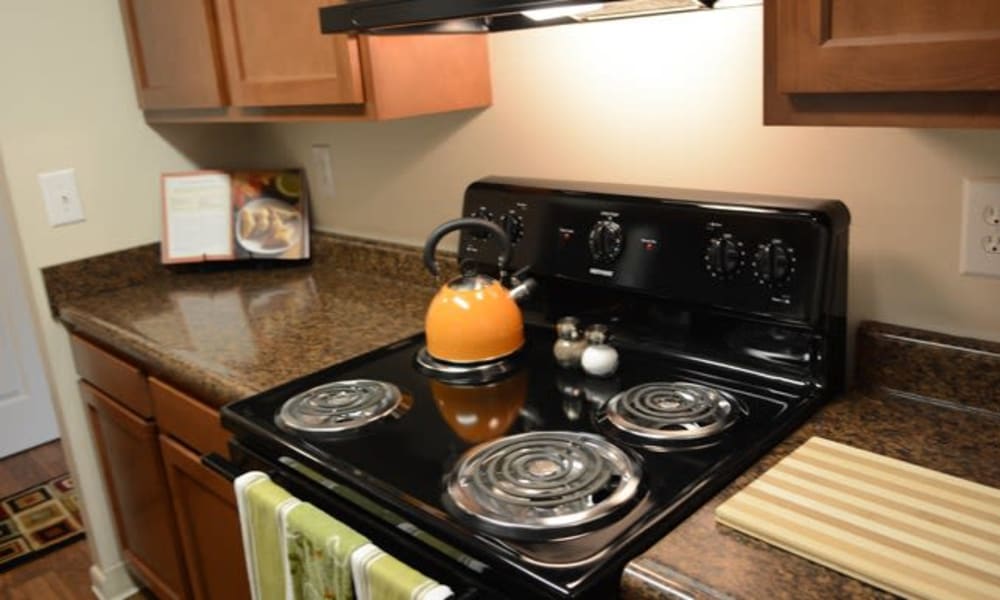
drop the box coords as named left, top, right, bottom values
left=0, top=169, right=59, bottom=458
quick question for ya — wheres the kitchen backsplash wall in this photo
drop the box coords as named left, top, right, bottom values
left=252, top=6, right=1000, bottom=343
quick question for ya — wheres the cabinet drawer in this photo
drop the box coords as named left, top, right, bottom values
left=70, top=333, right=152, bottom=417
left=150, top=378, right=230, bottom=458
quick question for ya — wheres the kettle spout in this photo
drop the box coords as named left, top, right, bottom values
left=508, top=277, right=537, bottom=303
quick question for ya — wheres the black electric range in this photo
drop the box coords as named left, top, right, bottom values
left=219, top=176, right=850, bottom=599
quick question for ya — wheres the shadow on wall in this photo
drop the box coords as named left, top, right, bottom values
left=151, top=123, right=272, bottom=171
left=910, top=128, right=1000, bottom=175
left=252, top=109, right=485, bottom=173
left=150, top=107, right=485, bottom=176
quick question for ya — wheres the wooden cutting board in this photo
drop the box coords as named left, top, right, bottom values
left=715, top=437, right=1000, bottom=600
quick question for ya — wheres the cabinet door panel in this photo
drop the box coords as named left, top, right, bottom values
left=776, top=0, right=1000, bottom=93
left=213, top=0, right=364, bottom=106
left=120, top=0, right=227, bottom=109
left=82, top=382, right=190, bottom=600
left=70, top=334, right=152, bottom=417
left=160, top=435, right=250, bottom=600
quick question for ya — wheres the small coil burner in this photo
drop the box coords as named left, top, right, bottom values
left=415, top=347, right=524, bottom=385
left=445, top=431, right=641, bottom=541
left=276, top=379, right=410, bottom=435
left=598, top=382, right=746, bottom=447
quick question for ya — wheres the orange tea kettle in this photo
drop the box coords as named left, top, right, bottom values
left=422, top=218, right=534, bottom=364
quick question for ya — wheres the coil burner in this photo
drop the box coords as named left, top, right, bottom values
left=445, top=431, right=641, bottom=541
left=598, top=382, right=746, bottom=448
left=276, top=379, right=410, bottom=435
left=415, top=346, right=524, bottom=385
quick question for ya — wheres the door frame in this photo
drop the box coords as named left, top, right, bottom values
left=0, top=150, right=60, bottom=458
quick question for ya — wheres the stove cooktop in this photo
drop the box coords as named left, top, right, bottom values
left=223, top=324, right=820, bottom=598
left=223, top=176, right=849, bottom=598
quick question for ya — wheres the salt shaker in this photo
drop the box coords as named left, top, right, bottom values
left=552, top=317, right=587, bottom=368
left=581, top=324, right=619, bottom=377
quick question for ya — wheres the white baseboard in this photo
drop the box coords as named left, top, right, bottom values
left=89, top=562, right=139, bottom=600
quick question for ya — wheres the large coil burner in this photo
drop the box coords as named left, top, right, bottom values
left=445, top=431, right=642, bottom=541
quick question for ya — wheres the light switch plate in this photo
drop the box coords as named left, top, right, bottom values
left=960, top=178, right=1000, bottom=278
left=38, top=168, right=85, bottom=227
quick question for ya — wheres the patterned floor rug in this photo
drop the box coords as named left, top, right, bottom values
left=0, top=474, right=84, bottom=572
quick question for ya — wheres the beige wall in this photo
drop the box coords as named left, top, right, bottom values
left=257, top=6, right=1000, bottom=343
left=0, top=1, right=254, bottom=595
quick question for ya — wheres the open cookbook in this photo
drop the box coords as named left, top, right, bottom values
left=160, top=170, right=310, bottom=264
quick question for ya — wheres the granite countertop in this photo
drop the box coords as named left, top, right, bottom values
left=49, top=235, right=445, bottom=407
left=622, top=323, right=1000, bottom=599
left=46, top=238, right=1000, bottom=599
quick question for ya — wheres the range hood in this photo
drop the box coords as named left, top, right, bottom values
left=319, top=0, right=720, bottom=34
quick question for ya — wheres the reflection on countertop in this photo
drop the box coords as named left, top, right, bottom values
left=50, top=234, right=447, bottom=407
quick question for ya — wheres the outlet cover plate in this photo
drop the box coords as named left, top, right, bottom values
left=960, top=177, right=1000, bottom=278
left=38, top=168, right=85, bottom=227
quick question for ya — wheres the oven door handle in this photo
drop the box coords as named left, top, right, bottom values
left=202, top=452, right=244, bottom=482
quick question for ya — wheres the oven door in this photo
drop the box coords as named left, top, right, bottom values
left=202, top=440, right=504, bottom=600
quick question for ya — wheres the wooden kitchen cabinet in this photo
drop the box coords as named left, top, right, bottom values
left=72, top=334, right=247, bottom=600
left=160, top=435, right=250, bottom=600
left=119, top=0, right=227, bottom=110
left=213, top=0, right=363, bottom=107
left=150, top=377, right=250, bottom=600
left=765, top=0, right=1000, bottom=127
left=118, top=0, right=491, bottom=122
left=81, top=381, right=190, bottom=600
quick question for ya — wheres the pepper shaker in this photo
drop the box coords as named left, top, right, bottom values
left=552, top=317, right=587, bottom=368
left=581, top=324, right=619, bottom=377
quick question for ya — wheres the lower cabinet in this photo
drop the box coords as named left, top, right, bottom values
left=72, top=333, right=247, bottom=599
left=160, top=435, right=250, bottom=600
left=82, top=381, right=190, bottom=600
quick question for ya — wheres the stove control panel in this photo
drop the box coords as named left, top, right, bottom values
left=704, top=234, right=746, bottom=279
left=588, top=219, right=624, bottom=264
left=463, top=203, right=528, bottom=251
left=461, top=178, right=849, bottom=325
left=753, top=241, right=797, bottom=286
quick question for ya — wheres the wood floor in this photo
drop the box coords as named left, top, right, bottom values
left=0, top=440, right=93, bottom=600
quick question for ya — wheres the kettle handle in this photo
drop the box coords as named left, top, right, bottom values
left=423, top=218, right=511, bottom=276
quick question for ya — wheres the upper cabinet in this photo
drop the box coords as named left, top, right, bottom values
left=765, top=0, right=1000, bottom=127
left=119, top=0, right=491, bottom=122
left=120, top=0, right=227, bottom=110
left=213, top=0, right=364, bottom=107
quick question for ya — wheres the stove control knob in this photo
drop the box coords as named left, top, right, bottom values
left=753, top=242, right=796, bottom=285
left=498, top=212, right=525, bottom=245
left=704, top=237, right=743, bottom=278
left=588, top=220, right=624, bottom=264
left=468, top=207, right=496, bottom=239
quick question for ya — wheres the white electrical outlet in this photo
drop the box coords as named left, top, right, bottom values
left=311, top=144, right=335, bottom=199
left=960, top=178, right=1000, bottom=277
left=38, top=168, right=85, bottom=227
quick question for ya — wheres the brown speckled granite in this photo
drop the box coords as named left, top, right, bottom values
left=856, top=320, right=1000, bottom=414
left=621, top=324, right=1000, bottom=600
left=41, top=243, right=163, bottom=316
left=42, top=232, right=461, bottom=317
left=313, top=232, right=460, bottom=286
left=53, top=233, right=458, bottom=407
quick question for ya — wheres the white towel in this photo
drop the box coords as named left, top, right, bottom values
left=234, top=471, right=300, bottom=600
left=234, top=471, right=268, bottom=600
left=349, top=542, right=453, bottom=600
